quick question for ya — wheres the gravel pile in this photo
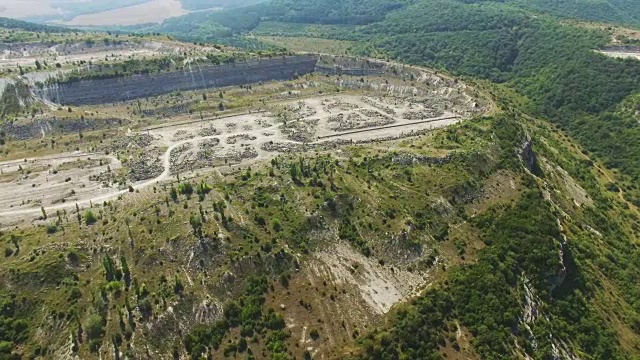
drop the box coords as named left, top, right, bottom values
left=128, top=155, right=163, bottom=181
left=198, top=125, right=220, bottom=137
left=226, top=134, right=257, bottom=144
left=401, top=109, right=445, bottom=120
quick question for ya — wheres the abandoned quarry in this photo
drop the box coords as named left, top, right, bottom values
left=0, top=50, right=489, bottom=224
left=0, top=38, right=505, bottom=359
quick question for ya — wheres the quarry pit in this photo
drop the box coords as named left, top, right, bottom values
left=0, top=55, right=491, bottom=224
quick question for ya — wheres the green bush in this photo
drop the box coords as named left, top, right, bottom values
left=46, top=224, right=58, bottom=234
left=84, top=210, right=97, bottom=225
left=85, top=314, right=105, bottom=341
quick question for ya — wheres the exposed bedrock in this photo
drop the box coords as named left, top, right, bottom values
left=519, top=137, right=544, bottom=177
left=37, top=56, right=319, bottom=106
left=2, top=117, right=126, bottom=140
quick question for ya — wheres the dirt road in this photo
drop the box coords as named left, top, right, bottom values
left=0, top=94, right=475, bottom=223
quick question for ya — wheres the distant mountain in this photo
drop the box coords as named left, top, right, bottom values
left=0, top=16, right=73, bottom=32
left=1, top=0, right=268, bottom=27
left=0, top=0, right=149, bottom=22
left=179, top=0, right=266, bottom=11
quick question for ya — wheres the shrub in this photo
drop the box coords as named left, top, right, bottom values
left=85, top=314, right=105, bottom=340
left=84, top=210, right=97, bottom=225
left=272, top=218, right=283, bottom=232
left=46, top=224, right=58, bottom=234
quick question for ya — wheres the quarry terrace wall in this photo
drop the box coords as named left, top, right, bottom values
left=38, top=55, right=319, bottom=106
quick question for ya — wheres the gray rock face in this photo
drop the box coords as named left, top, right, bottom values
left=2, top=117, right=125, bottom=140
left=37, top=56, right=319, bottom=106
left=315, top=62, right=386, bottom=76
left=519, top=137, right=540, bottom=175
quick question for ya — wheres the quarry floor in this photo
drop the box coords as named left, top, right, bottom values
left=0, top=94, right=463, bottom=224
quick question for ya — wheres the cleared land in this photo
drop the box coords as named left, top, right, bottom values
left=0, top=38, right=221, bottom=92
left=257, top=36, right=357, bottom=55
left=0, top=94, right=468, bottom=222
left=599, top=49, right=640, bottom=60
left=0, top=55, right=490, bottom=226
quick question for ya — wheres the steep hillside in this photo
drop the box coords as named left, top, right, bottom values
left=2, top=105, right=640, bottom=359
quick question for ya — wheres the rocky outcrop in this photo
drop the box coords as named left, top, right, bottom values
left=315, top=62, right=386, bottom=76
left=37, top=56, right=319, bottom=106
left=519, top=136, right=544, bottom=177
left=550, top=233, right=569, bottom=292
left=520, top=137, right=536, bottom=170
left=1, top=117, right=125, bottom=140
left=128, top=155, right=163, bottom=182
left=391, top=153, right=454, bottom=166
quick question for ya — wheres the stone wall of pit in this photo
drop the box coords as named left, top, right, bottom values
left=38, top=56, right=319, bottom=106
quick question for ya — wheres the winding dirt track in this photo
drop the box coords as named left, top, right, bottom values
left=0, top=115, right=461, bottom=221
left=0, top=93, right=468, bottom=222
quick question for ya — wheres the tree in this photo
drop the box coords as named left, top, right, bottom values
left=279, top=193, right=287, bottom=212
left=190, top=214, right=203, bottom=238
left=289, top=163, right=299, bottom=182
left=103, top=255, right=117, bottom=282
left=170, top=185, right=178, bottom=202
left=121, top=255, right=131, bottom=287
left=174, top=275, right=184, bottom=294
left=85, top=314, right=105, bottom=340
left=272, top=218, right=283, bottom=232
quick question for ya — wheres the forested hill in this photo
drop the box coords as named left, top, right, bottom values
left=512, top=0, right=640, bottom=27
left=151, top=0, right=640, bottom=36
left=265, top=0, right=640, bottom=27
left=0, top=17, right=73, bottom=33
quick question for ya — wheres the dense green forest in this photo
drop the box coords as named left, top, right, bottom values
left=0, top=17, right=73, bottom=33
left=148, top=0, right=414, bottom=37
left=511, top=0, right=640, bottom=27
left=178, top=0, right=266, bottom=11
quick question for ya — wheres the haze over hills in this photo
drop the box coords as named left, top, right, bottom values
left=0, top=0, right=266, bottom=26
left=1, top=1, right=640, bottom=359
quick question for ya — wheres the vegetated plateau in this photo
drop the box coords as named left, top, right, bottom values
left=1, top=1, right=640, bottom=359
